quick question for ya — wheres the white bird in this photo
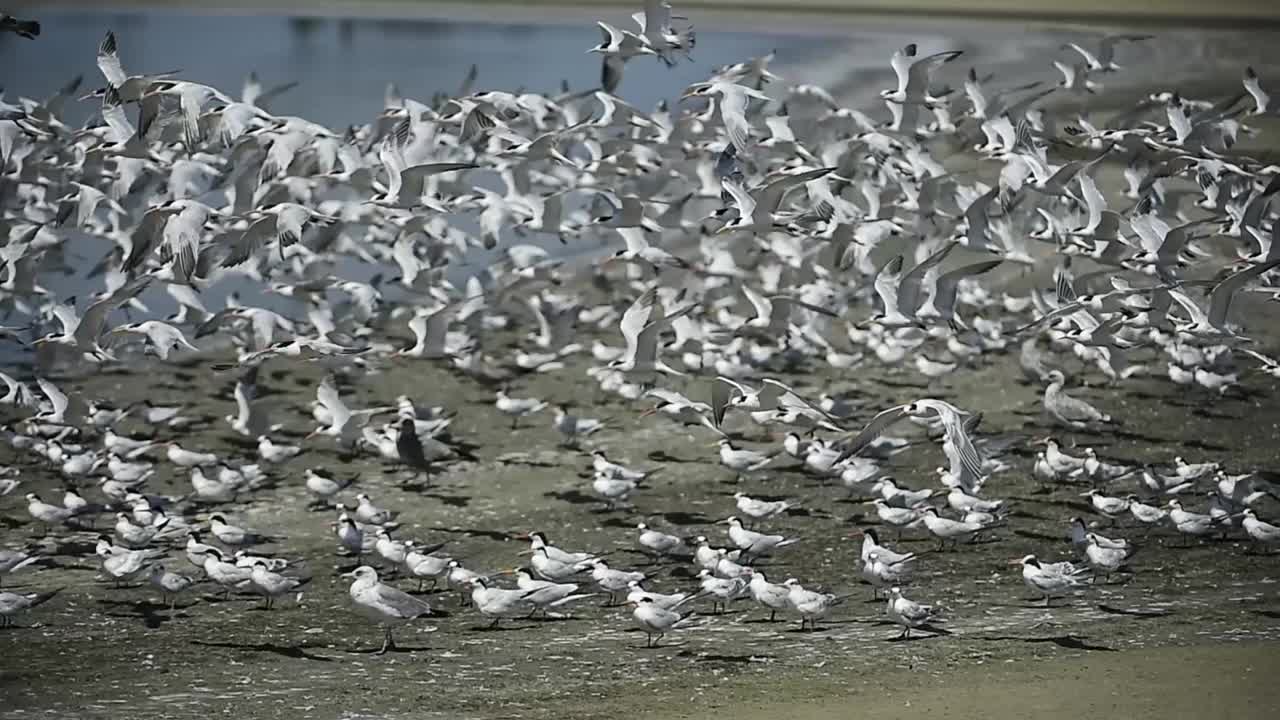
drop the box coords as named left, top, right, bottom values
left=726, top=517, right=800, bottom=558
left=494, top=388, right=548, bottom=429
left=607, top=287, right=692, bottom=379
left=630, top=596, right=695, bottom=648
left=885, top=586, right=942, bottom=638
left=0, top=588, right=59, bottom=628
left=1242, top=510, right=1280, bottom=552
left=552, top=405, right=608, bottom=447
left=837, top=399, right=983, bottom=481
left=882, top=43, right=963, bottom=106
left=783, top=578, right=844, bottom=631
left=248, top=562, right=308, bottom=609
left=345, top=566, right=433, bottom=653
left=697, top=568, right=747, bottom=614
left=468, top=576, right=537, bottom=626
left=680, top=81, right=769, bottom=153
left=636, top=523, right=686, bottom=558
left=733, top=492, right=797, bottom=524
left=257, top=436, right=301, bottom=463
left=148, top=564, right=196, bottom=611
left=0, top=549, right=40, bottom=586
left=743, top=568, right=791, bottom=622
left=1016, top=555, right=1088, bottom=607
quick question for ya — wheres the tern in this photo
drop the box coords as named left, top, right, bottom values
left=0, top=588, right=59, bottom=628
left=1016, top=555, right=1089, bottom=606
left=885, top=586, right=942, bottom=639
left=783, top=578, right=846, bottom=631
left=630, top=596, right=694, bottom=647
left=345, top=566, right=434, bottom=653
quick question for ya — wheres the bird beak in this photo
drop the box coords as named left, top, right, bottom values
left=516, top=550, right=532, bottom=556
left=1006, top=559, right=1023, bottom=566
left=340, top=571, right=355, bottom=579
left=1076, top=492, right=1093, bottom=497
left=846, top=531, right=863, bottom=538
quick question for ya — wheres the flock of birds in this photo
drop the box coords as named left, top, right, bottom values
left=2, top=2, right=1280, bottom=658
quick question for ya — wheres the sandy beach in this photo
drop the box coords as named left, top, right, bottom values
left=2, top=4, right=1280, bottom=720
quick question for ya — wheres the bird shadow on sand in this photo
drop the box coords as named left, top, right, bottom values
left=406, top=491, right=472, bottom=508
left=661, top=510, right=712, bottom=526
left=1250, top=609, right=1280, bottom=619
left=677, top=650, right=774, bottom=663
left=424, top=526, right=514, bottom=543
left=1095, top=603, right=1172, bottom=618
left=647, top=450, right=703, bottom=464
left=980, top=633, right=1115, bottom=652
left=543, top=489, right=599, bottom=505
left=884, top=625, right=951, bottom=642
left=1182, top=437, right=1233, bottom=453
left=468, top=623, right=537, bottom=632
left=344, top=643, right=432, bottom=655
left=192, top=639, right=334, bottom=662
left=1013, top=528, right=1066, bottom=542
left=98, top=598, right=178, bottom=629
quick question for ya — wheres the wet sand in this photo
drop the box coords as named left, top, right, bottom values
left=653, top=641, right=1280, bottom=720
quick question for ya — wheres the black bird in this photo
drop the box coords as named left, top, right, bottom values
left=0, top=13, right=38, bottom=39
left=395, top=418, right=434, bottom=482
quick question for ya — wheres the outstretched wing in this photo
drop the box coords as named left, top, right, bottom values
left=836, top=405, right=910, bottom=462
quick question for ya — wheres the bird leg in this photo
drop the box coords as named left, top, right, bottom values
left=653, top=632, right=663, bottom=647
left=769, top=609, right=776, bottom=622
left=1043, top=595, right=1052, bottom=608
left=489, top=618, right=500, bottom=629
left=377, top=626, right=395, bottom=654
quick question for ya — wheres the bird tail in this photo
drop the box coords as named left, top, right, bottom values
left=548, top=592, right=598, bottom=608
left=28, top=588, right=61, bottom=608
left=10, top=19, right=40, bottom=38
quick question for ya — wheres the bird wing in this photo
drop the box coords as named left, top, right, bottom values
left=376, top=583, right=431, bottom=618
left=96, top=32, right=127, bottom=87
left=873, top=255, right=905, bottom=316
left=78, top=275, right=151, bottom=348
left=711, top=377, right=743, bottom=427
left=741, top=285, right=773, bottom=322
left=718, top=84, right=760, bottom=153
left=36, top=377, right=69, bottom=418
left=889, top=46, right=913, bottom=95
left=1208, top=258, right=1280, bottom=330
left=761, top=378, right=831, bottom=419
left=900, top=243, right=956, bottom=314
left=619, top=288, right=658, bottom=362
left=756, top=167, right=835, bottom=214
left=721, top=179, right=756, bottom=224
left=837, top=405, right=910, bottom=461
left=920, top=400, right=984, bottom=479
left=316, top=375, right=352, bottom=428
left=222, top=215, right=276, bottom=267
left=907, top=50, right=963, bottom=97
left=618, top=227, right=649, bottom=254
left=933, top=260, right=1002, bottom=319
left=100, top=87, right=136, bottom=144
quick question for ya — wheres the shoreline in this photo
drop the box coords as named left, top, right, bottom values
left=9, top=0, right=1280, bottom=32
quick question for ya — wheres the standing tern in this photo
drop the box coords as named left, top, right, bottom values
left=885, top=586, right=942, bottom=639
left=345, top=566, right=434, bottom=653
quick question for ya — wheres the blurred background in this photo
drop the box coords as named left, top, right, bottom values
left=1, top=1, right=1277, bottom=323
left=3, top=2, right=1278, bottom=131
